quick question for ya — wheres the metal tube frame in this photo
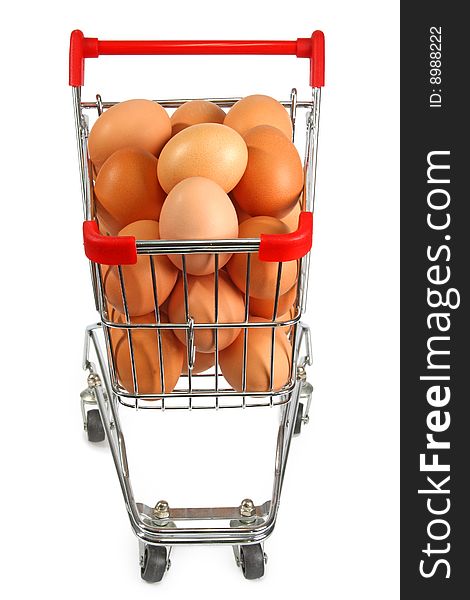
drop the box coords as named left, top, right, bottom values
left=75, top=88, right=321, bottom=546
left=83, top=321, right=311, bottom=545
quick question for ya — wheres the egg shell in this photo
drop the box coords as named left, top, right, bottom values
left=224, top=94, right=293, bottom=139
left=276, top=306, right=297, bottom=336
left=103, top=303, right=123, bottom=354
left=168, top=271, right=245, bottom=353
left=96, top=201, right=116, bottom=236
left=114, top=311, right=184, bottom=396
left=104, top=221, right=178, bottom=316
left=159, top=177, right=238, bottom=275
left=94, top=147, right=166, bottom=235
left=157, top=123, right=248, bottom=193
left=171, top=100, right=226, bottom=136
left=248, top=284, right=297, bottom=319
left=88, top=99, right=171, bottom=172
left=91, top=162, right=99, bottom=182
left=231, top=125, right=304, bottom=218
left=230, top=195, right=251, bottom=224
left=105, top=304, right=164, bottom=353
left=219, top=317, right=292, bottom=392
left=254, top=307, right=296, bottom=337
left=226, top=216, right=298, bottom=299
left=281, top=199, right=302, bottom=232
left=181, top=347, right=216, bottom=375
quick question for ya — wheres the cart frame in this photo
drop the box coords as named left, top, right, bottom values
left=71, top=29, right=324, bottom=581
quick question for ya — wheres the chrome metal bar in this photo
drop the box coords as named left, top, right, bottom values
left=297, top=87, right=321, bottom=313
left=96, top=265, right=119, bottom=386
left=181, top=255, right=193, bottom=404
left=310, top=87, right=322, bottom=213
left=84, top=326, right=139, bottom=522
left=117, top=266, right=139, bottom=399
left=148, top=256, right=166, bottom=409
left=138, top=501, right=271, bottom=521
left=95, top=266, right=121, bottom=394
left=117, top=384, right=293, bottom=401
left=271, top=263, right=283, bottom=321
left=300, top=253, right=311, bottom=314
left=120, top=397, right=291, bottom=410
left=213, top=255, right=219, bottom=404
left=241, top=253, right=252, bottom=402
left=270, top=386, right=299, bottom=515
left=72, top=87, right=90, bottom=219
left=95, top=93, right=104, bottom=116
left=101, top=316, right=300, bottom=330
left=81, top=97, right=314, bottom=110
left=94, top=263, right=107, bottom=318
left=135, top=238, right=260, bottom=255
left=303, top=87, right=321, bottom=213
left=289, top=322, right=299, bottom=381
left=290, top=88, right=298, bottom=142
left=73, top=86, right=100, bottom=309
left=269, top=263, right=283, bottom=395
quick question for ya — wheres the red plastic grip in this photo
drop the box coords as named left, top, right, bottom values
left=83, top=221, right=137, bottom=265
left=69, top=30, right=325, bottom=87
left=69, top=30, right=99, bottom=86
left=310, top=30, right=325, bottom=88
left=259, top=211, right=313, bottom=262
left=83, top=214, right=312, bottom=265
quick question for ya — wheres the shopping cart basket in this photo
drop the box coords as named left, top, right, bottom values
left=70, top=29, right=324, bottom=582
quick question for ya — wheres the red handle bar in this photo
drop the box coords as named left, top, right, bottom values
left=69, top=30, right=325, bottom=88
left=83, top=212, right=313, bottom=266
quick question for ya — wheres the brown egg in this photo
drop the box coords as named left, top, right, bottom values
left=100, top=275, right=131, bottom=357
left=114, top=312, right=184, bottom=396
left=281, top=199, right=302, bottom=232
left=94, top=147, right=166, bottom=235
left=248, top=284, right=297, bottom=319
left=96, top=202, right=115, bottom=236
left=168, top=272, right=245, bottom=353
left=91, top=162, right=99, bottom=182
left=104, top=302, right=170, bottom=344
left=219, top=318, right=292, bottom=392
left=224, top=94, right=293, bottom=139
left=159, top=177, right=238, bottom=275
left=226, top=217, right=298, bottom=300
left=277, top=306, right=297, bottom=335
left=157, top=123, right=247, bottom=193
left=231, top=125, right=304, bottom=218
left=159, top=298, right=170, bottom=318
left=230, top=195, right=251, bottom=224
left=181, top=346, right=216, bottom=375
left=171, top=100, right=226, bottom=136
left=103, top=303, right=123, bottom=354
left=278, top=307, right=296, bottom=321
left=104, top=220, right=178, bottom=316
left=88, top=99, right=171, bottom=172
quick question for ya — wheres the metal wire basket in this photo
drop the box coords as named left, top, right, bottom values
left=72, top=28, right=324, bottom=582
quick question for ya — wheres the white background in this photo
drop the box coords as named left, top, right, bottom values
left=1, top=1, right=399, bottom=598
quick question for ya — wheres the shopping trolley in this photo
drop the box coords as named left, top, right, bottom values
left=70, top=29, right=324, bottom=582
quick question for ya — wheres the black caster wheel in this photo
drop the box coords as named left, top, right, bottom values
left=141, top=545, right=168, bottom=583
left=86, top=409, right=105, bottom=443
left=240, top=544, right=265, bottom=580
left=294, top=402, right=304, bottom=436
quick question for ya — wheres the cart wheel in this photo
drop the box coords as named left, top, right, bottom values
left=86, top=409, right=105, bottom=443
left=294, top=402, right=304, bottom=436
left=141, top=545, right=168, bottom=583
left=240, top=544, right=265, bottom=580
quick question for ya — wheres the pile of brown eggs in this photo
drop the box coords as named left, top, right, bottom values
left=89, top=95, right=304, bottom=396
